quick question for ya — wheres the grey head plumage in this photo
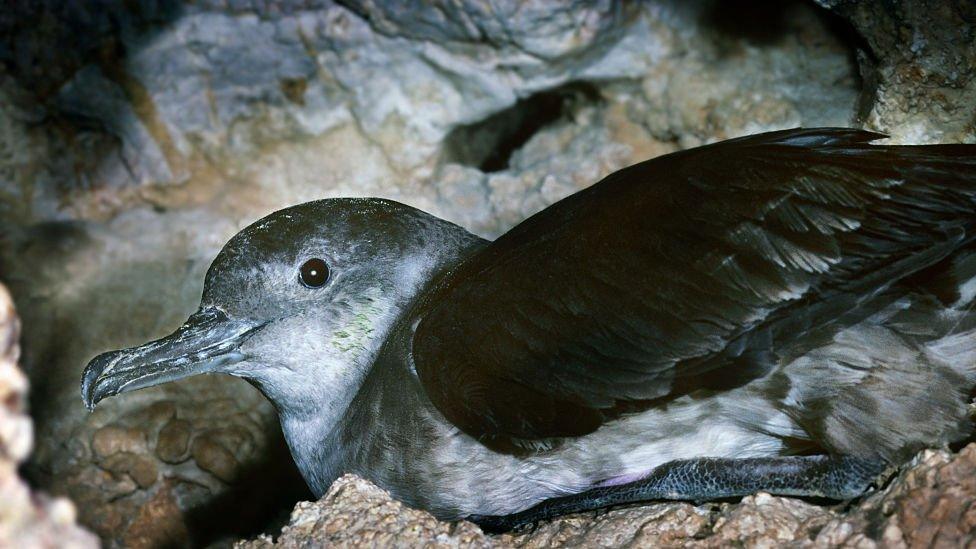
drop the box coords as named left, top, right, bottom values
left=81, top=198, right=485, bottom=421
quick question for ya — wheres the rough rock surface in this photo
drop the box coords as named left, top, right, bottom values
left=0, top=0, right=971, bottom=547
left=815, top=0, right=976, bottom=143
left=0, top=0, right=859, bottom=229
left=0, top=282, right=98, bottom=548
left=240, top=475, right=491, bottom=548
left=240, top=444, right=976, bottom=548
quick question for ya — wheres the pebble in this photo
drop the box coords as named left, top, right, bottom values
left=155, top=419, right=192, bottom=464
left=91, top=425, right=147, bottom=458
left=191, top=436, right=240, bottom=483
left=100, top=452, right=159, bottom=489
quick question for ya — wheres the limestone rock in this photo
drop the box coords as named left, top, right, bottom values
left=122, top=482, right=192, bottom=549
left=706, top=493, right=835, bottom=548
left=811, top=445, right=976, bottom=548
left=0, top=282, right=98, bottom=548
left=52, top=386, right=306, bottom=547
left=236, top=475, right=491, bottom=548
left=507, top=503, right=713, bottom=548
left=155, top=418, right=192, bottom=464
left=817, top=0, right=976, bottom=143
left=91, top=425, right=148, bottom=459
left=192, top=435, right=242, bottom=483
left=0, top=0, right=858, bottom=228
left=100, top=452, right=159, bottom=489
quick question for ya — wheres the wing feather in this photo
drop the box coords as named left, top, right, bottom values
left=412, top=128, right=976, bottom=445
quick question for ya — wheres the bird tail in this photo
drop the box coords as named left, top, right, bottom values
left=779, top=242, right=976, bottom=462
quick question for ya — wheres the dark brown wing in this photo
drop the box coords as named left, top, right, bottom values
left=412, top=128, right=976, bottom=444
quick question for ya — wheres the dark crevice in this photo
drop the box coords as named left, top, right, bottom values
left=702, top=0, right=796, bottom=46
left=183, top=427, right=312, bottom=548
left=0, top=0, right=185, bottom=102
left=443, top=82, right=602, bottom=173
left=806, top=1, right=877, bottom=124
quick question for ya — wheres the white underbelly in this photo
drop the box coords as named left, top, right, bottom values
left=439, top=392, right=791, bottom=517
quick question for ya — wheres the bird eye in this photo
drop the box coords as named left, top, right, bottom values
left=299, top=258, right=330, bottom=288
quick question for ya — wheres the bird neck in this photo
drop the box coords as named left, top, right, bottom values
left=329, top=321, right=445, bottom=499
left=275, top=222, right=489, bottom=495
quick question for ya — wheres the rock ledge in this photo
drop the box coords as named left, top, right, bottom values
left=239, top=444, right=976, bottom=548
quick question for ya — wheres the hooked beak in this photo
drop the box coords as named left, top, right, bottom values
left=81, top=307, right=263, bottom=410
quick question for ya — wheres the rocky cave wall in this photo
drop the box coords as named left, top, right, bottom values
left=0, top=0, right=973, bottom=547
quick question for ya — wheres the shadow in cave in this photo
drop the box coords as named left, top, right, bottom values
left=700, top=0, right=795, bottom=46
left=0, top=0, right=185, bottom=101
left=700, top=0, right=870, bottom=58
left=2, top=0, right=191, bottom=449
left=184, top=426, right=313, bottom=547
left=1, top=222, right=96, bottom=437
left=443, top=81, right=603, bottom=173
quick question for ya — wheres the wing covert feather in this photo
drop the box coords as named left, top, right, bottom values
left=412, top=128, right=976, bottom=444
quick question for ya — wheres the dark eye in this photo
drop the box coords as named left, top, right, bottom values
left=299, top=258, right=330, bottom=288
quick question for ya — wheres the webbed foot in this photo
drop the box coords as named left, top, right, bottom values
left=467, top=455, right=884, bottom=534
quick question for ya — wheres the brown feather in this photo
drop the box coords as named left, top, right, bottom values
left=412, top=128, right=976, bottom=444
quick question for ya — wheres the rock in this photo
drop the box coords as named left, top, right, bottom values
left=100, top=452, right=159, bottom=489
left=508, top=503, right=713, bottom=548
left=707, top=493, right=834, bottom=547
left=811, top=445, right=976, bottom=547
left=129, top=400, right=177, bottom=434
left=91, top=425, right=148, bottom=458
left=155, top=418, right=192, bottom=464
left=56, top=389, right=289, bottom=546
left=192, top=435, right=242, bottom=483
left=0, top=0, right=859, bottom=227
left=0, top=282, right=99, bottom=548
left=338, top=1, right=627, bottom=57
left=122, top=482, right=192, bottom=549
left=241, top=444, right=976, bottom=548
left=0, top=291, right=31, bottom=464
left=817, top=0, right=976, bottom=144
left=235, top=475, right=491, bottom=549
left=69, top=461, right=140, bottom=503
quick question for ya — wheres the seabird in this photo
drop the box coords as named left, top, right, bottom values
left=82, top=128, right=976, bottom=532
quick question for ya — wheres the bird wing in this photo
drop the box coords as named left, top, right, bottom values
left=411, top=128, right=976, bottom=445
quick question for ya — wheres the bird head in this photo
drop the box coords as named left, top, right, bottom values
left=81, top=198, right=483, bottom=418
